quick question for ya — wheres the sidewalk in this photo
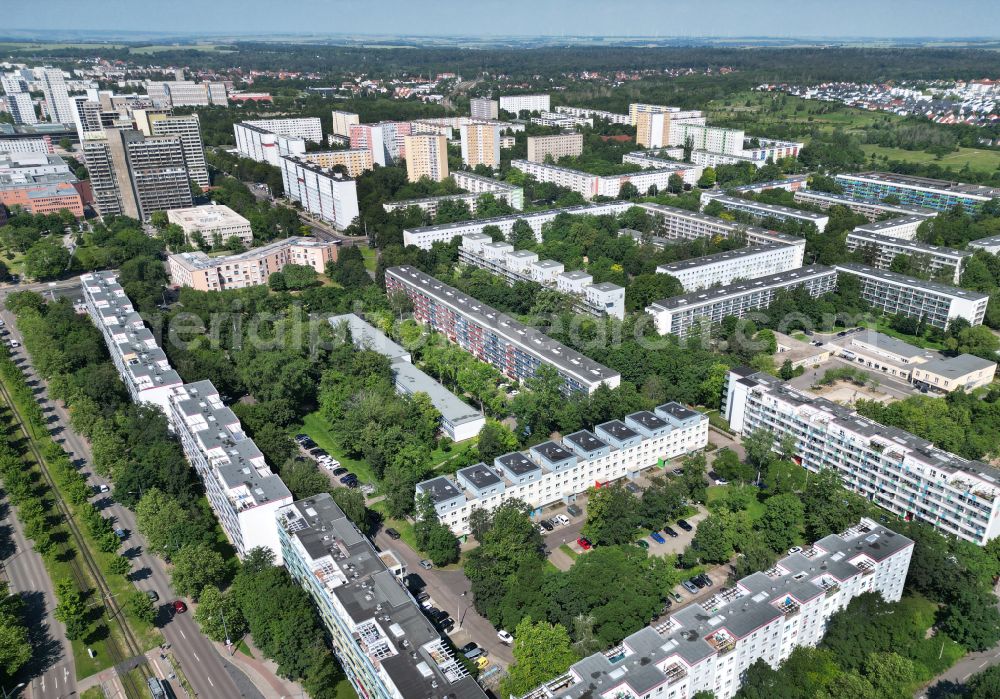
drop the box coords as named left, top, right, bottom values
left=212, top=637, right=307, bottom=699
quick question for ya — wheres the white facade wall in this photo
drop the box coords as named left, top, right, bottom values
left=234, top=123, right=306, bottom=166
left=241, top=117, right=323, bottom=143
left=280, top=156, right=360, bottom=230
left=499, top=94, right=551, bottom=114
left=658, top=244, right=805, bottom=292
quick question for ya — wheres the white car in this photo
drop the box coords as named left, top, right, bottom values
left=497, top=630, right=514, bottom=645
left=552, top=514, right=570, bottom=527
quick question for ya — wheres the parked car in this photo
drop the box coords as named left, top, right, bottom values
left=677, top=519, right=693, bottom=532
left=415, top=592, right=430, bottom=603
left=344, top=479, right=359, bottom=489
left=650, top=531, right=666, bottom=544
left=114, top=527, right=128, bottom=540
left=464, top=647, right=487, bottom=661
left=539, top=519, right=554, bottom=532
left=681, top=580, right=700, bottom=594
left=661, top=599, right=673, bottom=613
left=576, top=537, right=592, bottom=551
left=173, top=600, right=188, bottom=614
left=552, top=514, right=570, bottom=527
left=339, top=473, right=357, bottom=484
left=635, top=539, right=650, bottom=549
left=497, top=630, right=514, bottom=645
left=696, top=573, right=714, bottom=587
left=475, top=656, right=491, bottom=671
left=437, top=618, right=454, bottom=633
left=458, top=642, right=478, bottom=655
left=309, top=448, right=325, bottom=457
left=669, top=592, right=683, bottom=603
left=566, top=504, right=582, bottom=517
left=671, top=468, right=684, bottom=476
left=146, top=590, right=159, bottom=602
left=691, top=576, right=708, bottom=589
left=625, top=482, right=642, bottom=494
left=96, top=484, right=110, bottom=493
left=663, top=526, right=679, bottom=538
left=709, top=471, right=728, bottom=486
left=385, top=528, right=401, bottom=540
left=428, top=608, right=449, bottom=622
left=788, top=546, right=803, bottom=555
left=332, top=467, right=348, bottom=476
left=419, top=559, right=433, bottom=570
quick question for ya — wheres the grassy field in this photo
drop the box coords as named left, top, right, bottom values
left=707, top=91, right=885, bottom=135
left=80, top=688, right=104, bottom=699
left=862, top=144, right=1000, bottom=171
left=334, top=678, right=359, bottom=699
left=707, top=485, right=767, bottom=523
left=295, top=411, right=378, bottom=485
left=359, top=246, right=377, bottom=273
left=368, top=500, right=418, bottom=551
left=0, top=252, right=24, bottom=277
left=559, top=544, right=579, bottom=560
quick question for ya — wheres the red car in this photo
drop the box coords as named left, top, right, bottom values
left=576, top=537, right=592, bottom=551
left=173, top=600, right=188, bottom=614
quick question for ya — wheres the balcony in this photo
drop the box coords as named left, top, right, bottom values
left=774, top=597, right=800, bottom=617
left=662, top=662, right=688, bottom=685
left=706, top=631, right=735, bottom=655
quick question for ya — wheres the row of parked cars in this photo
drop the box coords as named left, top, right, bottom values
left=295, top=434, right=369, bottom=490
left=645, top=518, right=693, bottom=546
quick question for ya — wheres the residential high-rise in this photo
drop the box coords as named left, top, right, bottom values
left=279, top=155, right=360, bottom=230
left=0, top=74, right=28, bottom=96
left=629, top=104, right=707, bottom=148
left=520, top=517, right=913, bottom=699
left=526, top=133, right=584, bottom=163
left=499, top=94, right=550, bottom=115
left=38, top=68, right=74, bottom=125
left=145, top=80, right=228, bottom=108
left=5, top=93, right=37, bottom=126
left=459, top=123, right=501, bottom=169
left=835, top=172, right=1000, bottom=214
left=83, top=127, right=193, bottom=220
left=330, top=110, right=359, bottom=137
left=403, top=133, right=449, bottom=182
left=277, top=493, right=488, bottom=699
left=299, top=149, right=374, bottom=178
left=469, top=97, right=499, bottom=120
left=134, top=110, right=209, bottom=188
left=349, top=121, right=412, bottom=166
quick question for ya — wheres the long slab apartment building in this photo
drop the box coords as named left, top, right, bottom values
left=792, top=189, right=937, bottom=223
left=725, top=369, right=1000, bottom=544
left=520, top=518, right=912, bottom=699
left=168, top=236, right=339, bottom=291
left=82, top=272, right=292, bottom=560
left=385, top=266, right=620, bottom=394
left=835, top=263, right=988, bottom=329
left=329, top=314, right=485, bottom=442
left=657, top=243, right=805, bottom=292
left=647, top=266, right=838, bottom=338
left=383, top=171, right=524, bottom=217
left=701, top=192, right=829, bottom=232
left=846, top=228, right=971, bottom=284
left=278, top=494, right=487, bottom=699
left=234, top=118, right=323, bottom=166
left=835, top=172, right=1000, bottom=214
left=418, top=403, right=708, bottom=536
left=279, top=155, right=360, bottom=230
left=458, top=232, right=626, bottom=319
left=512, top=159, right=702, bottom=199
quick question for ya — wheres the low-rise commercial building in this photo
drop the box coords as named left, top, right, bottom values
left=499, top=94, right=551, bottom=115
left=846, top=229, right=970, bottom=284
left=526, top=133, right=584, bottom=163
left=278, top=494, right=487, bottom=699
left=0, top=177, right=84, bottom=217
left=834, top=263, right=988, bottom=329
left=912, top=354, right=997, bottom=393
left=279, top=155, right=360, bottom=230
left=458, top=233, right=625, bottom=319
left=792, top=189, right=937, bottom=222
left=168, top=236, right=338, bottom=290
left=418, top=403, right=708, bottom=535
left=657, top=243, right=805, bottom=292
left=702, top=192, right=829, bottom=232
left=773, top=332, right=832, bottom=369
left=520, top=518, right=912, bottom=699
left=81, top=271, right=183, bottom=413
left=835, top=172, right=1000, bottom=214
left=724, top=369, right=1000, bottom=544
left=329, top=314, right=485, bottom=442
left=402, top=201, right=634, bottom=249
left=386, top=266, right=621, bottom=394
left=168, top=380, right=292, bottom=561
left=646, top=266, right=838, bottom=338
left=166, top=204, right=254, bottom=248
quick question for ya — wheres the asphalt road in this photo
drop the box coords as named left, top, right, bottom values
left=0, top=303, right=254, bottom=699
left=1, top=488, right=75, bottom=699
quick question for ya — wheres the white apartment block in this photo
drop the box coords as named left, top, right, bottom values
left=531, top=112, right=592, bottom=129
left=279, top=155, right=360, bottom=230
left=690, top=150, right=761, bottom=169
left=850, top=216, right=928, bottom=242
left=846, top=230, right=970, bottom=284
left=402, top=201, right=635, bottom=249
left=499, top=94, right=551, bottom=114
left=418, top=403, right=708, bottom=536
left=167, top=204, right=254, bottom=248
left=834, top=263, right=988, bottom=329
left=555, top=105, right=630, bottom=125
left=234, top=122, right=306, bottom=166
left=350, top=122, right=411, bottom=166
left=527, top=133, right=584, bottom=162
left=458, top=233, right=626, bottom=319
left=969, top=234, right=1000, bottom=254
left=727, top=176, right=810, bottom=196
left=636, top=203, right=805, bottom=249
left=469, top=97, right=499, bottom=120
left=657, top=243, right=805, bottom=292
left=622, top=149, right=687, bottom=170
left=521, top=518, right=912, bottom=699
left=80, top=271, right=183, bottom=414
left=511, top=159, right=702, bottom=200
left=38, top=68, right=74, bottom=124
left=145, top=80, right=227, bottom=108
left=792, top=189, right=937, bottom=223
left=670, top=124, right=745, bottom=155
left=278, top=494, right=487, bottom=699
left=0, top=137, right=53, bottom=156
left=702, top=192, right=829, bottom=232
left=724, top=368, right=1000, bottom=544
left=383, top=189, right=523, bottom=219
left=241, top=117, right=323, bottom=143
left=168, top=236, right=339, bottom=291
left=168, top=380, right=292, bottom=561
left=452, top=170, right=525, bottom=209
left=646, top=266, right=838, bottom=338
left=330, top=110, right=359, bottom=137
left=299, top=149, right=374, bottom=178
left=6, top=93, right=37, bottom=125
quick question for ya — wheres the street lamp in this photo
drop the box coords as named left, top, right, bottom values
left=3, top=681, right=26, bottom=698
left=456, top=591, right=467, bottom=631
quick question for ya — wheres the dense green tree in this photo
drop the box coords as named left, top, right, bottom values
left=477, top=420, right=519, bottom=463
left=194, top=585, right=248, bottom=644
left=171, top=543, right=229, bottom=600
left=583, top=484, right=641, bottom=546
left=756, top=494, right=804, bottom=552
left=500, top=617, right=579, bottom=697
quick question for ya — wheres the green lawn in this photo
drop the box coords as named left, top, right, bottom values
left=295, top=411, right=378, bottom=485
left=334, top=678, right=359, bottom=699
left=80, top=688, right=104, bottom=699
left=359, top=246, right=377, bottom=273
left=707, top=485, right=767, bottom=522
left=859, top=320, right=949, bottom=351
left=862, top=144, right=1000, bottom=172
left=559, top=544, right=579, bottom=560
left=369, top=500, right=419, bottom=551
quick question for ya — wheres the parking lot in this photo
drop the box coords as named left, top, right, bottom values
left=293, top=433, right=375, bottom=495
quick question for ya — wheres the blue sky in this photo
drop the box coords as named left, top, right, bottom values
left=5, top=0, right=999, bottom=38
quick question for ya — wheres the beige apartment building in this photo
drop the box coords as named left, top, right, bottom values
left=166, top=204, right=254, bottom=248
left=459, top=123, right=500, bottom=169
left=526, top=132, right=584, bottom=163
left=330, top=110, right=360, bottom=137
left=168, top=236, right=339, bottom=291
left=300, top=149, right=374, bottom=177
left=403, top=133, right=449, bottom=182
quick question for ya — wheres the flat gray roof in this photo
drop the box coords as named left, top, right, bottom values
left=918, top=353, right=996, bottom=379
left=392, top=361, right=483, bottom=426
left=564, top=430, right=609, bottom=452
left=457, top=463, right=502, bottom=489
left=847, top=230, right=969, bottom=259
left=657, top=244, right=782, bottom=274
left=853, top=216, right=930, bottom=234
left=329, top=313, right=410, bottom=362
left=835, top=263, right=989, bottom=301
left=707, top=193, right=827, bottom=221
left=649, top=265, right=836, bottom=312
